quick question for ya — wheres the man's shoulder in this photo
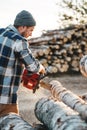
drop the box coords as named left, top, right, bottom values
left=0, top=27, right=24, bottom=41
left=4, top=30, right=23, bottom=41
left=0, top=28, right=5, bottom=34
left=4, top=31, right=23, bottom=41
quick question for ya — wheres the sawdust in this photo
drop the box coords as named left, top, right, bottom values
left=18, top=73, right=87, bottom=125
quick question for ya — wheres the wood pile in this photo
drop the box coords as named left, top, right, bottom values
left=29, top=24, right=87, bottom=74
left=35, top=98, right=87, bottom=130
left=1, top=80, right=87, bottom=130
left=34, top=80, right=87, bottom=130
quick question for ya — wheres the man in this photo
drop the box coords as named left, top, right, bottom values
left=0, top=10, right=45, bottom=116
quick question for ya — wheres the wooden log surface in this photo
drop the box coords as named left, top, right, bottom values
left=35, top=98, right=87, bottom=130
left=0, top=113, right=48, bottom=130
left=48, top=80, right=87, bottom=121
left=40, top=79, right=87, bottom=121
left=29, top=24, right=87, bottom=74
left=0, top=113, right=34, bottom=130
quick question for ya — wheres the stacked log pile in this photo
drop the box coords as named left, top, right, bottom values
left=29, top=24, right=87, bottom=74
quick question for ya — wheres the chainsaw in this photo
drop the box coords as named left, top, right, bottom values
left=21, top=69, right=48, bottom=93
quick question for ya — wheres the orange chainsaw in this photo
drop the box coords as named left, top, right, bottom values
left=21, top=69, right=47, bottom=93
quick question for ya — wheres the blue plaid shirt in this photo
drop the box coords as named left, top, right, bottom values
left=0, top=25, right=40, bottom=104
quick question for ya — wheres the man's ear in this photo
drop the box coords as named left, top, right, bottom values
left=17, top=26, right=26, bottom=34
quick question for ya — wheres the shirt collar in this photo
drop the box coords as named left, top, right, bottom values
left=6, top=24, right=27, bottom=41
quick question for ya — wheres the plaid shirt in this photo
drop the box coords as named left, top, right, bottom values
left=0, top=25, right=40, bottom=104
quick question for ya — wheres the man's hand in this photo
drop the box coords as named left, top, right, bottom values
left=39, top=64, right=46, bottom=74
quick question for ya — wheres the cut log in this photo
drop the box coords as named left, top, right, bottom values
left=48, top=80, right=87, bottom=121
left=46, top=66, right=58, bottom=73
left=40, top=79, right=87, bottom=121
left=0, top=113, right=48, bottom=130
left=35, top=98, right=87, bottom=130
left=0, top=113, right=34, bottom=130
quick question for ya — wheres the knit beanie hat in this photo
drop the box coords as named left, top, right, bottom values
left=14, top=10, right=36, bottom=26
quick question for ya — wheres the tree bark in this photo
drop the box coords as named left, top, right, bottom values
left=35, top=98, right=87, bottom=130
left=48, top=80, right=87, bottom=120
left=0, top=113, right=48, bottom=130
left=0, top=113, right=35, bottom=130
left=40, top=79, right=87, bottom=121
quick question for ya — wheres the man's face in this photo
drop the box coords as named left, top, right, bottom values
left=19, top=26, right=35, bottom=38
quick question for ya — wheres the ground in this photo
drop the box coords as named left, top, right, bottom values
left=17, top=73, right=87, bottom=126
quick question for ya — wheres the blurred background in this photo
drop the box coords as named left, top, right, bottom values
left=0, top=0, right=58, bottom=37
left=1, top=0, right=87, bottom=73
left=1, top=0, right=87, bottom=37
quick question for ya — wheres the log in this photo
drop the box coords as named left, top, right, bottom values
left=35, top=98, right=87, bottom=130
left=40, top=79, right=87, bottom=121
left=48, top=80, right=87, bottom=121
left=0, top=113, right=34, bottom=130
left=0, top=113, right=48, bottom=130
left=46, top=66, right=58, bottom=73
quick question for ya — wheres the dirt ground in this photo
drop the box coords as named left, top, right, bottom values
left=17, top=73, right=87, bottom=126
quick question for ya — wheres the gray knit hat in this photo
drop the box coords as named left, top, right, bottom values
left=14, top=10, right=36, bottom=26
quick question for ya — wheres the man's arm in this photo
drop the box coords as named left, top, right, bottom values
left=14, top=40, right=45, bottom=74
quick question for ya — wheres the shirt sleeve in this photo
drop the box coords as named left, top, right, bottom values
left=14, top=39, right=40, bottom=73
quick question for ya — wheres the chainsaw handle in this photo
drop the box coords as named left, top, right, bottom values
left=39, top=73, right=47, bottom=79
left=27, top=68, right=48, bottom=79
